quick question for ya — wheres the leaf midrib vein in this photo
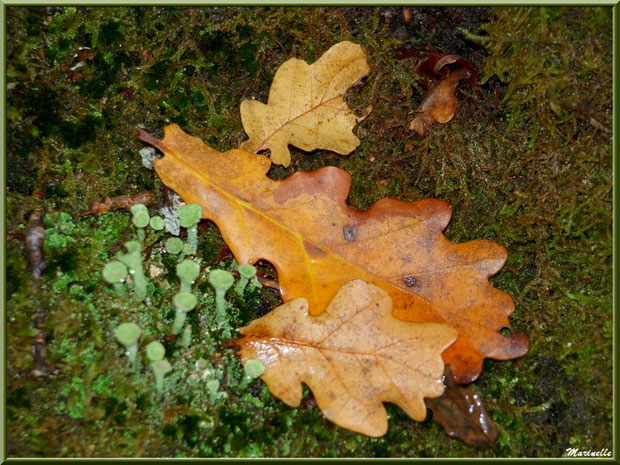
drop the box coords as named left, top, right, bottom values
left=255, top=95, right=343, bottom=151
left=166, top=146, right=502, bottom=336
left=249, top=336, right=438, bottom=383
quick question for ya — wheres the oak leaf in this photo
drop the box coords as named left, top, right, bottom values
left=139, top=124, right=528, bottom=383
left=234, top=279, right=457, bottom=437
left=239, top=41, right=370, bottom=167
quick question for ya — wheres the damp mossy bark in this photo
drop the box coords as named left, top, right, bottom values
left=6, top=6, right=612, bottom=458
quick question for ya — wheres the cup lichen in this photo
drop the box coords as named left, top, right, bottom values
left=116, top=240, right=148, bottom=301
left=151, top=359, right=172, bottom=395
left=145, top=340, right=165, bottom=362
left=208, top=269, right=235, bottom=337
left=172, top=292, right=198, bottom=335
left=114, top=322, right=142, bottom=369
left=102, top=260, right=128, bottom=298
left=131, top=204, right=150, bottom=242
left=177, top=204, right=202, bottom=255
left=235, top=264, right=259, bottom=294
left=149, top=216, right=165, bottom=231
left=176, top=259, right=200, bottom=294
left=165, top=237, right=184, bottom=255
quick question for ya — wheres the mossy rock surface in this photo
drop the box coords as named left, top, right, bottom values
left=6, top=6, right=612, bottom=458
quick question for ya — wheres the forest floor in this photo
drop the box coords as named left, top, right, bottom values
left=6, top=6, right=613, bottom=458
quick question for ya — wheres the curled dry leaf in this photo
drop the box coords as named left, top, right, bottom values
left=234, top=279, right=457, bottom=437
left=140, top=124, right=528, bottom=383
left=409, top=52, right=478, bottom=137
left=425, top=366, right=499, bottom=449
left=413, top=51, right=478, bottom=87
left=239, top=41, right=370, bottom=167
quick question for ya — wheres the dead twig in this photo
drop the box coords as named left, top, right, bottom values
left=79, top=190, right=155, bottom=217
left=25, top=209, right=46, bottom=279
left=25, top=209, right=51, bottom=378
left=255, top=273, right=280, bottom=291
left=209, top=245, right=233, bottom=266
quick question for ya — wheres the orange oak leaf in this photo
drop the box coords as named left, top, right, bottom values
left=234, top=279, right=457, bottom=437
left=239, top=41, right=370, bottom=167
left=139, top=124, right=528, bottom=383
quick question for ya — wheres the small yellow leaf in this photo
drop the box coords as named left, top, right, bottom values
left=235, top=280, right=457, bottom=437
left=239, top=41, right=370, bottom=167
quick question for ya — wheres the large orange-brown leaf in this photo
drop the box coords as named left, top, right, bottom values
left=140, top=124, right=528, bottom=383
left=235, top=279, right=457, bottom=437
left=239, top=41, right=370, bottom=167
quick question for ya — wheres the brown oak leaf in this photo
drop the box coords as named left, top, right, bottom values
left=234, top=279, right=457, bottom=437
left=139, top=124, right=528, bottom=383
left=239, top=41, right=370, bottom=167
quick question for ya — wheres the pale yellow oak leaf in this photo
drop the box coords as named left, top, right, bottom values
left=239, top=41, right=370, bottom=167
left=234, top=280, right=457, bottom=437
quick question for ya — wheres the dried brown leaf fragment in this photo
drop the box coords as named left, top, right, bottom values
left=79, top=190, right=155, bottom=217
left=425, top=366, right=499, bottom=448
left=408, top=51, right=478, bottom=136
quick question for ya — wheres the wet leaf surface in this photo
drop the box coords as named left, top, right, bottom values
left=239, top=41, right=370, bottom=167
left=426, top=366, right=499, bottom=449
left=234, top=280, right=457, bottom=436
left=406, top=51, right=478, bottom=137
left=141, top=124, right=528, bottom=383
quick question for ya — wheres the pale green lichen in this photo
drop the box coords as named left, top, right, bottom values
left=114, top=322, right=141, bottom=368
left=208, top=269, right=235, bottom=338
left=176, top=259, right=200, bottom=294
left=172, top=292, right=197, bottom=335
left=235, top=264, right=261, bottom=295
left=116, top=240, right=148, bottom=301
left=177, top=204, right=202, bottom=255
left=102, top=260, right=128, bottom=298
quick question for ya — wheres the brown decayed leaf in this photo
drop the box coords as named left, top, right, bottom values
left=235, top=279, right=457, bottom=437
left=142, top=124, right=528, bottom=383
left=239, top=41, right=370, bottom=167
left=409, top=68, right=469, bottom=137
left=409, top=52, right=478, bottom=137
left=413, top=51, right=478, bottom=87
left=425, top=366, right=499, bottom=449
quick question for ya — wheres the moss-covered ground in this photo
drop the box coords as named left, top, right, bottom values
left=5, top=6, right=613, bottom=458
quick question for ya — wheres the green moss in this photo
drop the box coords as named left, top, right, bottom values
left=6, top=6, right=611, bottom=458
